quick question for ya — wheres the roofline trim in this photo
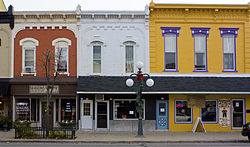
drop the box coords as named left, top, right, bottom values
left=77, top=91, right=250, bottom=94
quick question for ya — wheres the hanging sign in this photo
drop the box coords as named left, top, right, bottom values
left=218, top=99, right=231, bottom=127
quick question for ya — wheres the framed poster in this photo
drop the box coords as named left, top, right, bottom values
left=218, top=99, right=231, bottom=127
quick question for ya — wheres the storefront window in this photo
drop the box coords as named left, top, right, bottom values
left=114, top=99, right=144, bottom=120
left=201, top=100, right=217, bottom=123
left=0, top=99, right=5, bottom=115
left=61, top=99, right=76, bottom=122
left=16, top=99, right=30, bottom=121
left=16, top=99, right=39, bottom=122
left=175, top=100, right=192, bottom=123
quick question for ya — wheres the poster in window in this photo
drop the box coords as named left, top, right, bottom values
left=218, top=99, right=230, bottom=127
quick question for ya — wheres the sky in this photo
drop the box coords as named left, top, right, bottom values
left=3, top=0, right=250, bottom=11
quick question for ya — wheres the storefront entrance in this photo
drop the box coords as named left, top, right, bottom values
left=156, top=100, right=168, bottom=130
left=232, top=99, right=245, bottom=129
left=42, top=102, right=54, bottom=127
left=81, top=100, right=93, bottom=129
left=95, top=101, right=109, bottom=130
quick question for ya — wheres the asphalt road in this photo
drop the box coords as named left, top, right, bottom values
left=0, top=143, right=249, bottom=147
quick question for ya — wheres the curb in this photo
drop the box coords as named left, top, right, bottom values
left=0, top=140, right=249, bottom=144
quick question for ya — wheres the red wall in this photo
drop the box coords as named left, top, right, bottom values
left=14, top=27, right=77, bottom=77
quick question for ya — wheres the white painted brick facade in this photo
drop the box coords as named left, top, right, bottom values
left=78, top=9, right=149, bottom=76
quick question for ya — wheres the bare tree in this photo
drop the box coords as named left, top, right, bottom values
left=41, top=48, right=63, bottom=128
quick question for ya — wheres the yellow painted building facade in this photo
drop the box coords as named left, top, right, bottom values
left=149, top=2, right=250, bottom=132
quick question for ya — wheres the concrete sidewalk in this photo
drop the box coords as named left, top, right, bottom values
left=0, top=130, right=249, bottom=143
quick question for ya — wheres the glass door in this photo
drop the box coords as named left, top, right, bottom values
left=156, top=100, right=169, bottom=130
left=232, top=99, right=245, bottom=129
left=97, top=102, right=108, bottom=128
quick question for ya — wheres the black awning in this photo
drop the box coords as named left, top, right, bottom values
left=77, top=76, right=250, bottom=93
left=0, top=78, right=10, bottom=97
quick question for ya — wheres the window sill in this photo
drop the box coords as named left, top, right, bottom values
left=193, top=70, right=208, bottom=72
left=222, top=70, right=238, bottom=72
left=174, top=121, right=193, bottom=124
left=163, top=69, right=179, bottom=72
left=202, top=121, right=218, bottom=124
left=21, top=72, right=36, bottom=76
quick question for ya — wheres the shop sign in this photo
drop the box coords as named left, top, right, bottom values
left=29, top=85, right=59, bottom=94
left=16, top=102, right=30, bottom=115
left=218, top=99, right=231, bottom=127
left=187, top=97, right=205, bottom=108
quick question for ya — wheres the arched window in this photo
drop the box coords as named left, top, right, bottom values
left=91, top=41, right=103, bottom=73
left=20, top=38, right=39, bottom=73
left=52, top=38, right=71, bottom=73
left=123, top=41, right=136, bottom=73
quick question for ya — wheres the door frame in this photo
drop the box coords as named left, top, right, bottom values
left=80, top=99, right=93, bottom=129
left=95, top=100, right=109, bottom=130
left=231, top=98, right=245, bottom=130
left=40, top=99, right=56, bottom=127
left=156, top=100, right=169, bottom=130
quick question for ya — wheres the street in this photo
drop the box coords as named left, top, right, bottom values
left=0, top=143, right=249, bottom=147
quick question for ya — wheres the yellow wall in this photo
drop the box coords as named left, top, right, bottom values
left=169, top=94, right=250, bottom=132
left=149, top=3, right=249, bottom=73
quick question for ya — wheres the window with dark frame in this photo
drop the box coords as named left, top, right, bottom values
left=114, top=100, right=144, bottom=120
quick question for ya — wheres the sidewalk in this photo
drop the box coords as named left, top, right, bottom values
left=0, top=130, right=248, bottom=143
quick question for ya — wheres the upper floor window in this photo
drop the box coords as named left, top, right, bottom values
left=161, top=27, right=180, bottom=72
left=191, top=27, right=210, bottom=72
left=219, top=28, right=239, bottom=72
left=20, top=38, right=39, bottom=74
left=92, top=41, right=103, bottom=73
left=124, top=41, right=136, bottom=73
left=52, top=38, right=71, bottom=74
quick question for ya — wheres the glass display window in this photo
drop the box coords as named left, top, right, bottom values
left=114, top=99, right=144, bottom=120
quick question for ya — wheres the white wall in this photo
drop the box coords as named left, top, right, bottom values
left=78, top=11, right=149, bottom=76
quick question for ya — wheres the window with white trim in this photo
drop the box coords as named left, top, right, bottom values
left=114, top=99, right=144, bottom=120
left=175, top=100, right=192, bottom=123
left=55, top=41, right=68, bottom=73
left=165, top=34, right=176, bottom=70
left=201, top=100, right=217, bottom=123
left=194, top=35, right=206, bottom=71
left=22, top=41, right=36, bottom=73
left=124, top=41, right=135, bottom=73
left=92, top=41, right=103, bottom=73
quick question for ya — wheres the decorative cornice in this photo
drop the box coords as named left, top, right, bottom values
left=191, top=27, right=210, bottom=37
left=219, top=28, right=239, bottom=37
left=81, top=11, right=146, bottom=20
left=161, top=27, right=181, bottom=36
